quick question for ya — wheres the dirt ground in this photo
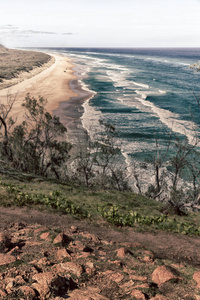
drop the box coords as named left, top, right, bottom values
left=1, top=206, right=200, bottom=268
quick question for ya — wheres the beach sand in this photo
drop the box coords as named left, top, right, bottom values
left=0, top=53, right=92, bottom=134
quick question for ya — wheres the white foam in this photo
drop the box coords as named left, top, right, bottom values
left=159, top=90, right=166, bottom=94
left=136, top=97, right=198, bottom=145
left=135, top=90, right=147, bottom=99
left=81, top=96, right=102, bottom=140
left=106, top=70, right=129, bottom=87
left=132, top=81, right=149, bottom=89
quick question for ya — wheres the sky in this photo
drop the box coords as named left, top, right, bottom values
left=0, top=0, right=200, bottom=48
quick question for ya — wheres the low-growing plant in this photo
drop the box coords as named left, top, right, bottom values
left=98, top=203, right=200, bottom=236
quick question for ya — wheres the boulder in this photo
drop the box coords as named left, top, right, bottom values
left=116, top=247, right=127, bottom=258
left=68, top=286, right=109, bottom=299
left=130, top=275, right=148, bottom=282
left=131, top=289, right=146, bottom=299
left=53, top=233, right=71, bottom=246
left=193, top=271, right=200, bottom=288
left=56, top=248, right=71, bottom=260
left=59, top=262, right=83, bottom=277
left=0, top=232, right=11, bottom=252
left=0, top=253, right=16, bottom=266
left=0, top=288, right=7, bottom=298
left=18, top=286, right=36, bottom=300
left=40, top=231, right=50, bottom=240
left=32, top=272, right=68, bottom=298
left=152, top=265, right=181, bottom=286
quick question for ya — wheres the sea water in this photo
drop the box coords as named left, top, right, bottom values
left=46, top=48, right=200, bottom=190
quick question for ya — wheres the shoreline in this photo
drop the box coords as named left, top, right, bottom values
left=0, top=52, right=93, bottom=136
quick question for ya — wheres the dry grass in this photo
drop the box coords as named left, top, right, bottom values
left=0, top=45, right=50, bottom=81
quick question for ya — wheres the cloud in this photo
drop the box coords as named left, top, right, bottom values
left=62, top=32, right=75, bottom=35
left=0, top=25, right=75, bottom=39
left=21, top=30, right=57, bottom=35
left=0, top=25, right=18, bottom=31
left=0, top=24, right=75, bottom=47
left=0, top=25, right=58, bottom=37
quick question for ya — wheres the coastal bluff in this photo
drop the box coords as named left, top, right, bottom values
left=0, top=45, right=52, bottom=90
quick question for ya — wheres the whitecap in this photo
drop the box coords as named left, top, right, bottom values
left=132, top=81, right=149, bottom=89
left=135, top=97, right=198, bottom=145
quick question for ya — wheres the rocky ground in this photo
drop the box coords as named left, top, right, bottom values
left=0, top=208, right=200, bottom=299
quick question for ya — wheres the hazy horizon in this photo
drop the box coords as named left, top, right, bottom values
left=1, top=0, right=200, bottom=48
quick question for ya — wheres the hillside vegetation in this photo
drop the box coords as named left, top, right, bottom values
left=1, top=172, right=200, bottom=238
left=0, top=45, right=50, bottom=82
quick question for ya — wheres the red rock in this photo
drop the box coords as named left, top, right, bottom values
left=32, top=271, right=55, bottom=285
left=77, top=252, right=91, bottom=259
left=171, top=263, right=184, bottom=269
left=122, top=242, right=143, bottom=248
left=68, top=286, right=109, bottom=299
left=85, top=261, right=95, bottom=275
left=32, top=272, right=67, bottom=298
left=80, top=232, right=100, bottom=242
left=152, top=265, right=181, bottom=286
left=0, top=253, right=16, bottom=266
left=19, top=286, right=36, bottom=300
left=109, top=272, right=124, bottom=283
left=37, top=257, right=50, bottom=265
left=109, top=260, right=122, bottom=266
left=40, top=231, right=50, bottom=240
left=130, top=275, right=148, bottom=282
left=6, top=280, right=15, bottom=291
left=123, top=267, right=137, bottom=275
left=5, top=275, right=26, bottom=287
left=102, top=270, right=112, bottom=276
left=32, top=282, right=50, bottom=299
left=70, top=225, right=78, bottom=233
left=98, top=250, right=106, bottom=257
left=8, top=246, right=20, bottom=256
left=34, top=227, right=48, bottom=234
left=193, top=271, right=200, bottom=288
left=142, top=250, right=155, bottom=263
left=60, top=261, right=83, bottom=277
left=116, top=247, right=127, bottom=258
left=101, top=270, right=124, bottom=283
left=56, top=248, right=71, bottom=260
left=70, top=240, right=85, bottom=251
left=0, top=288, right=7, bottom=298
left=101, top=239, right=112, bottom=245
left=24, top=241, right=42, bottom=247
left=0, top=232, right=11, bottom=251
left=133, top=283, right=149, bottom=289
left=131, top=289, right=146, bottom=299
left=121, top=280, right=135, bottom=291
left=53, top=233, right=70, bottom=245
left=86, top=261, right=94, bottom=269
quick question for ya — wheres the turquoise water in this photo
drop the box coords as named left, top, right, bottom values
left=47, top=48, right=200, bottom=188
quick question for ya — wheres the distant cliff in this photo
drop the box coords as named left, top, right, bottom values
left=0, top=44, right=9, bottom=52
left=0, top=46, right=51, bottom=87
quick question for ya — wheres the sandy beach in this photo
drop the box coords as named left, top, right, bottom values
left=0, top=53, right=92, bottom=132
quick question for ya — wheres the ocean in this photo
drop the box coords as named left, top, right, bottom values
left=45, top=48, right=200, bottom=191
